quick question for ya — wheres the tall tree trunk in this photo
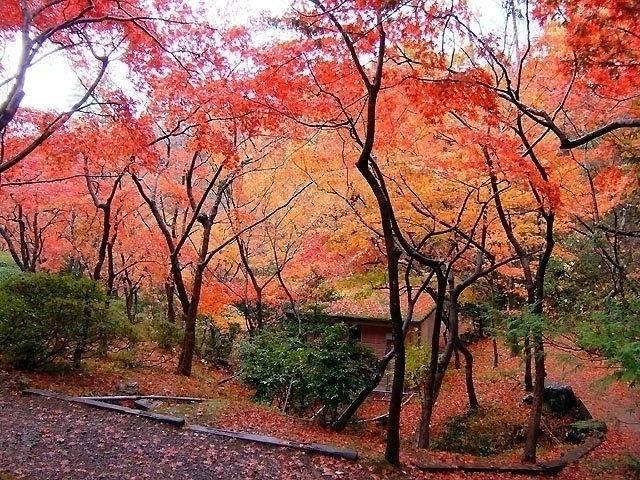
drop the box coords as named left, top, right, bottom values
left=522, top=332, right=545, bottom=463
left=523, top=286, right=534, bottom=391
left=524, top=335, right=533, bottom=391
left=165, top=277, right=176, bottom=324
left=415, top=272, right=446, bottom=448
left=93, top=205, right=111, bottom=281
left=176, top=219, right=212, bottom=376
left=256, top=289, right=264, bottom=330
left=106, top=239, right=116, bottom=296
left=384, top=248, right=405, bottom=466
left=455, top=339, right=479, bottom=409
left=417, top=280, right=462, bottom=448
left=125, top=290, right=134, bottom=322
left=176, top=269, right=204, bottom=376
left=177, top=308, right=197, bottom=376
left=522, top=249, right=552, bottom=462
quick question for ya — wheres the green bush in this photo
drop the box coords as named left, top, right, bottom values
left=0, top=272, right=126, bottom=369
left=238, top=323, right=377, bottom=425
left=432, top=407, right=524, bottom=456
left=405, top=344, right=430, bottom=390
left=113, top=348, right=140, bottom=369
left=590, top=454, right=640, bottom=479
left=625, top=455, right=640, bottom=480
left=0, top=251, right=20, bottom=282
left=501, top=306, right=547, bottom=357
left=151, top=320, right=184, bottom=351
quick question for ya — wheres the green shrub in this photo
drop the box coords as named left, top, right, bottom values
left=113, top=348, right=140, bottom=369
left=198, top=316, right=241, bottom=367
left=0, top=272, right=124, bottom=369
left=460, top=301, right=495, bottom=338
left=405, top=345, right=430, bottom=390
left=432, top=407, right=524, bottom=456
left=0, top=251, right=20, bottom=282
left=151, top=320, right=184, bottom=351
left=625, top=455, right=640, bottom=480
left=238, top=323, right=377, bottom=425
left=96, top=299, right=138, bottom=354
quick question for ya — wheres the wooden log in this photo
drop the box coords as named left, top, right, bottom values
left=78, top=395, right=207, bottom=403
left=413, top=462, right=460, bottom=472
left=461, top=463, right=545, bottom=474
left=416, top=435, right=604, bottom=476
left=186, top=424, right=358, bottom=461
left=216, top=372, right=241, bottom=386
left=537, top=457, right=566, bottom=474
left=23, top=389, right=185, bottom=427
left=415, top=462, right=546, bottom=474
left=352, top=393, right=414, bottom=424
left=539, top=436, right=603, bottom=472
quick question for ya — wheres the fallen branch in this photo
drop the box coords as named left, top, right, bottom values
left=216, top=371, right=241, bottom=386
left=541, top=419, right=562, bottom=446
left=23, top=388, right=185, bottom=427
left=415, top=437, right=603, bottom=475
left=309, top=405, right=326, bottom=422
left=281, top=379, right=293, bottom=414
left=352, top=393, right=415, bottom=424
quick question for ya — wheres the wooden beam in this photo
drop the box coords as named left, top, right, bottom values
left=186, top=424, right=359, bottom=461
left=77, top=395, right=207, bottom=403
left=414, top=436, right=604, bottom=475
left=23, top=389, right=185, bottom=427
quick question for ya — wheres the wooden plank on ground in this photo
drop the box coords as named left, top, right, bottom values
left=413, top=462, right=460, bottom=472
left=186, top=424, right=358, bottom=461
left=23, top=389, right=185, bottom=427
left=539, top=436, right=602, bottom=472
left=462, top=463, right=545, bottom=474
left=79, top=395, right=206, bottom=403
left=416, top=435, right=604, bottom=476
left=415, top=462, right=545, bottom=474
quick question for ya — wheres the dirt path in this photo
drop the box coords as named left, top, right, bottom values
left=0, top=394, right=371, bottom=480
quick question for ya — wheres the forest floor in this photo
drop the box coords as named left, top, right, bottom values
left=0, top=339, right=638, bottom=479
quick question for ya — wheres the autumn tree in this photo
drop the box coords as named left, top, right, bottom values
left=0, top=150, right=73, bottom=272
left=0, top=184, right=61, bottom=272
left=0, top=0, right=203, bottom=175
left=219, top=195, right=314, bottom=334
left=130, top=60, right=310, bottom=374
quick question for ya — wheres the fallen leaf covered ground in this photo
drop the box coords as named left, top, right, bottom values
left=1, top=339, right=638, bottom=479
